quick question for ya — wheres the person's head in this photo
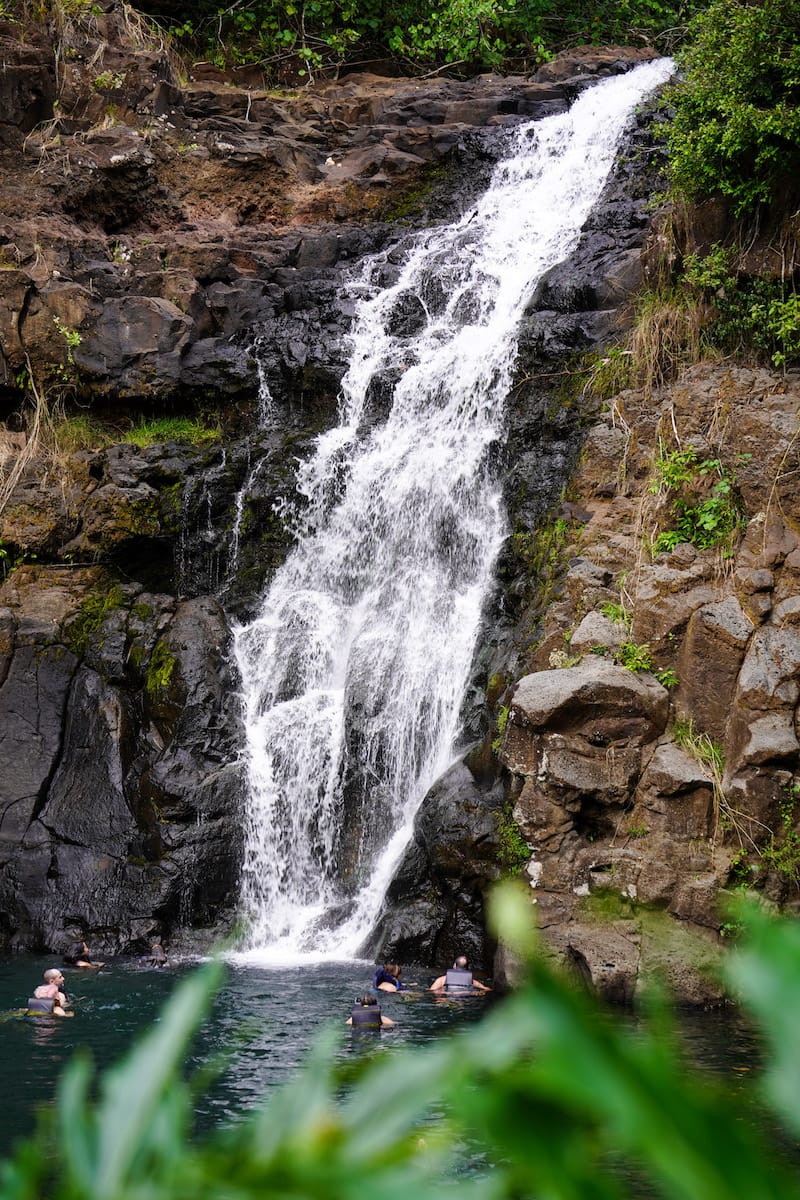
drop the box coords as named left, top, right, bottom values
left=454, top=956, right=469, bottom=970
left=358, top=993, right=377, bottom=1006
left=44, top=968, right=65, bottom=986
left=151, top=942, right=164, bottom=954
left=384, top=961, right=401, bottom=978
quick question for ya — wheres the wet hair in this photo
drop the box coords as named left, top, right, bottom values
left=454, top=956, right=469, bottom=970
left=358, top=993, right=378, bottom=1006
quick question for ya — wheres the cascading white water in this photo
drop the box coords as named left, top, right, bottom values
left=233, top=58, right=674, bottom=962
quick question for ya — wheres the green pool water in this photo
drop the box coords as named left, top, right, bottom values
left=0, top=952, right=770, bottom=1170
left=0, top=954, right=493, bottom=1157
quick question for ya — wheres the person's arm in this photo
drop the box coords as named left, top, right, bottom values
left=429, top=975, right=446, bottom=992
left=473, top=980, right=492, bottom=992
left=345, top=1017, right=353, bottom=1025
left=380, top=1015, right=396, bottom=1026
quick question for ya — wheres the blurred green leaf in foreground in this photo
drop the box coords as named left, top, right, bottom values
left=2, top=887, right=799, bottom=1200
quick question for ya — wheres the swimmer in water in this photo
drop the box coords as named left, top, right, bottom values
left=27, top=968, right=74, bottom=1017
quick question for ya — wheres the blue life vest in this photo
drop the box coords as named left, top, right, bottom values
left=445, top=968, right=473, bottom=990
left=351, top=1004, right=382, bottom=1028
left=373, top=967, right=402, bottom=990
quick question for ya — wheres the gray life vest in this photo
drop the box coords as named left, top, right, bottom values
left=445, top=968, right=473, bottom=990
left=26, top=996, right=55, bottom=1015
left=351, top=1004, right=382, bottom=1028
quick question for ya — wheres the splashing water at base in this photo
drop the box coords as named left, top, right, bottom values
left=232, top=59, right=674, bottom=964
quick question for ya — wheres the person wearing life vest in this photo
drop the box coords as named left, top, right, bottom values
left=346, top=993, right=396, bottom=1028
left=429, top=955, right=491, bottom=993
left=373, top=961, right=404, bottom=991
left=26, top=968, right=74, bottom=1017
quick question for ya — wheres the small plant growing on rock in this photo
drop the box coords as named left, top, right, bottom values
left=600, top=600, right=631, bottom=629
left=626, top=823, right=649, bottom=840
left=762, top=783, right=800, bottom=886
left=491, top=703, right=509, bottom=753
left=93, top=69, right=125, bottom=91
left=548, top=648, right=581, bottom=669
left=146, top=640, right=176, bottom=701
left=617, top=641, right=653, bottom=672
left=495, top=806, right=530, bottom=876
left=649, top=445, right=746, bottom=556
left=53, top=315, right=81, bottom=363
left=671, top=713, right=740, bottom=844
left=655, top=667, right=679, bottom=689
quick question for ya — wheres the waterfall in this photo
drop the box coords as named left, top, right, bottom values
left=232, top=58, right=674, bottom=962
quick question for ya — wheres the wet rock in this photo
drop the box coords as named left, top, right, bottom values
left=365, top=757, right=506, bottom=970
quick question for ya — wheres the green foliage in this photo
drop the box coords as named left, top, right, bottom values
left=51, top=413, right=219, bottom=453
left=600, top=600, right=631, bottom=629
left=761, top=783, right=800, bottom=884
left=495, top=806, right=530, bottom=875
left=123, top=416, right=221, bottom=448
left=145, top=640, right=176, bottom=701
left=585, top=347, right=636, bottom=400
left=673, top=713, right=724, bottom=775
left=626, top=822, right=649, bottom=839
left=655, top=667, right=679, bottom=689
left=53, top=316, right=81, bottom=354
left=650, top=446, right=745, bottom=555
left=491, top=702, right=509, bottom=753
left=142, top=0, right=700, bottom=81
left=53, top=415, right=118, bottom=453
left=666, top=0, right=800, bottom=216
left=681, top=246, right=800, bottom=368
left=5, top=888, right=800, bottom=1199
left=714, top=281, right=800, bottom=369
left=92, top=69, right=125, bottom=91
left=617, top=640, right=653, bottom=672
left=66, top=585, right=124, bottom=657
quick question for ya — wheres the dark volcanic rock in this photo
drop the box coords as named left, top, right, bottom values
left=0, top=568, right=243, bottom=954
left=364, top=758, right=506, bottom=970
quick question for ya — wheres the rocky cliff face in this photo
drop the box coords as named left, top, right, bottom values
left=382, top=360, right=800, bottom=1003
left=0, top=2, right=663, bottom=960
left=7, top=4, right=796, bottom=1003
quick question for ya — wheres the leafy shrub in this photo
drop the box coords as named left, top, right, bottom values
left=4, top=887, right=800, bottom=1199
left=666, top=0, right=800, bottom=216
left=681, top=246, right=800, bottom=369
left=650, top=446, right=745, bottom=555
left=131, top=0, right=702, bottom=80
left=617, top=640, right=653, bottom=672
